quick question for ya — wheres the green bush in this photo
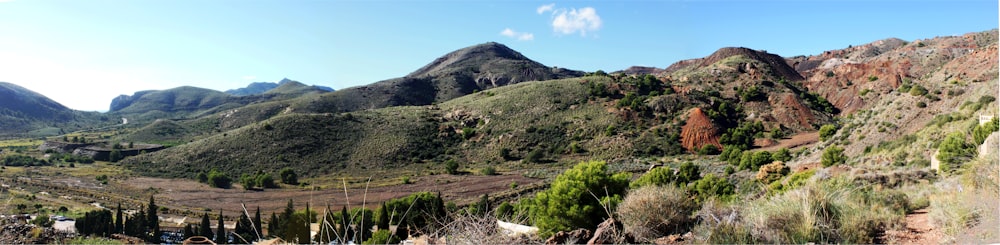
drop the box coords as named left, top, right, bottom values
left=821, top=146, right=846, bottom=167
left=698, top=144, right=720, bottom=155
left=690, top=174, right=735, bottom=200
left=819, top=124, right=838, bottom=141
left=444, top=160, right=459, bottom=174
left=206, top=169, right=232, bottom=188
left=530, top=160, right=630, bottom=237
left=631, top=166, right=674, bottom=188
left=480, top=166, right=497, bottom=176
left=909, top=85, right=928, bottom=96
left=972, top=117, right=999, bottom=145
left=937, top=132, right=975, bottom=174
left=363, top=230, right=400, bottom=244
left=738, top=151, right=772, bottom=171
left=279, top=167, right=298, bottom=185
left=617, top=185, right=697, bottom=242
left=772, top=148, right=791, bottom=162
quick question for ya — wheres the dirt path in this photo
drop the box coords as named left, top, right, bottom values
left=757, top=131, right=819, bottom=151
left=885, top=208, right=943, bottom=244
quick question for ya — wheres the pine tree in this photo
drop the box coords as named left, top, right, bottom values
left=200, top=212, right=212, bottom=238
left=115, top=203, right=124, bottom=234
left=394, top=216, right=409, bottom=241
left=280, top=199, right=295, bottom=241
left=216, top=211, right=226, bottom=244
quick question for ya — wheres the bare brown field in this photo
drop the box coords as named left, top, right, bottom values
left=124, top=173, right=542, bottom=216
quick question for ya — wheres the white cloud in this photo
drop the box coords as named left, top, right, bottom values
left=500, top=28, right=534, bottom=41
left=550, top=7, right=602, bottom=36
left=536, top=3, right=555, bottom=14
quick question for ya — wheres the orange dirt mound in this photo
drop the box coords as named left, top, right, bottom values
left=680, top=108, right=722, bottom=152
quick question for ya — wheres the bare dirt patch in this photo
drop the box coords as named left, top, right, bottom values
left=757, top=131, right=819, bottom=151
left=124, top=173, right=541, bottom=216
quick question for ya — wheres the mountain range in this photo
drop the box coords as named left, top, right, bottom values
left=0, top=30, right=995, bottom=183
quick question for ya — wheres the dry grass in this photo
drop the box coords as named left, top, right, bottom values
left=615, top=185, right=696, bottom=242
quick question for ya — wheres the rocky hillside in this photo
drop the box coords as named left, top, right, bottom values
left=792, top=29, right=999, bottom=165
left=294, top=42, right=584, bottom=113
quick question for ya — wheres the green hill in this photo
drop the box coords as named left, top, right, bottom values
left=0, top=82, right=109, bottom=138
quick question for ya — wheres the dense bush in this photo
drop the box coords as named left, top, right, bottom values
left=444, top=159, right=459, bottom=174
left=530, top=160, right=630, bottom=237
left=821, top=146, right=846, bottom=167
left=819, top=124, right=838, bottom=141
left=206, top=169, right=232, bottom=189
left=937, top=132, right=975, bottom=174
left=279, top=167, right=298, bottom=185
left=737, top=150, right=773, bottom=171
left=972, top=117, right=999, bottom=145
left=617, top=185, right=697, bottom=242
left=690, top=174, right=735, bottom=200
left=2, top=155, right=47, bottom=166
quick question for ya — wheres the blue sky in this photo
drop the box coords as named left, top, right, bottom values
left=0, top=0, right=996, bottom=111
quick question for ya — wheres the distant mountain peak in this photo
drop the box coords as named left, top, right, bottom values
left=407, top=42, right=530, bottom=78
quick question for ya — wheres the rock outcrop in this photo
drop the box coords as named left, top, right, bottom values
left=680, top=108, right=722, bottom=152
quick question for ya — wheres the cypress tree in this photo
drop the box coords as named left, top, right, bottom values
left=216, top=211, right=226, bottom=244
left=183, top=224, right=194, bottom=239
left=268, top=212, right=280, bottom=238
left=253, top=207, right=263, bottom=239
left=115, top=203, right=124, bottom=234
left=235, top=211, right=254, bottom=243
left=146, top=196, right=160, bottom=243
left=377, top=202, right=390, bottom=231
left=200, top=212, right=212, bottom=238
left=298, top=203, right=311, bottom=244
left=340, top=206, right=353, bottom=243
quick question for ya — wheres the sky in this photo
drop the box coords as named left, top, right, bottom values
left=0, top=0, right=996, bottom=111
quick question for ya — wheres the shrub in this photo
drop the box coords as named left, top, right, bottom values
left=444, top=160, right=459, bottom=174
left=530, top=160, right=630, bottom=237
left=819, top=124, right=837, bottom=141
left=525, top=149, right=544, bottom=163
left=972, top=117, right=999, bottom=145
left=916, top=101, right=927, bottom=108
left=480, top=166, right=497, bottom=176
left=821, top=146, right=846, bottom=167
left=755, top=161, right=789, bottom=184
left=937, top=132, right=975, bottom=174
left=631, top=166, right=674, bottom=188
left=698, top=144, right=720, bottom=155
left=690, top=174, right=735, bottom=200
left=279, top=167, right=298, bottom=185
left=616, top=185, right=697, bottom=242
left=909, top=85, right=928, bottom=96
left=206, top=169, right=232, bottom=188
left=772, top=148, right=791, bottom=162
left=363, top=230, right=400, bottom=244
left=738, top=151, right=772, bottom=171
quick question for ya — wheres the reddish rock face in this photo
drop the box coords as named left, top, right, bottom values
left=680, top=108, right=722, bottom=152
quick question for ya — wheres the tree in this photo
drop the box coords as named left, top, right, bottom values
left=240, top=174, right=256, bottom=190
left=376, top=202, right=390, bottom=231
left=196, top=172, right=209, bottom=183
left=530, top=160, right=631, bottom=237
left=216, top=211, right=226, bottom=244
left=819, top=124, right=838, bottom=141
left=183, top=224, right=195, bottom=239
left=235, top=211, right=255, bottom=243
left=444, top=159, right=459, bottom=174
left=316, top=205, right=338, bottom=244
left=821, top=145, right=846, bottom=167
left=200, top=212, right=212, bottom=238
left=115, top=203, right=124, bottom=234
left=146, top=196, right=160, bottom=243
left=340, top=206, right=353, bottom=243
left=472, top=194, right=489, bottom=216
left=772, top=148, right=792, bottom=162
left=279, top=167, right=298, bottom=185
left=268, top=212, right=279, bottom=238
left=207, top=169, right=232, bottom=188
left=253, top=207, right=263, bottom=239
left=937, top=132, right=975, bottom=174
left=109, top=149, right=123, bottom=162
left=76, top=209, right=114, bottom=237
